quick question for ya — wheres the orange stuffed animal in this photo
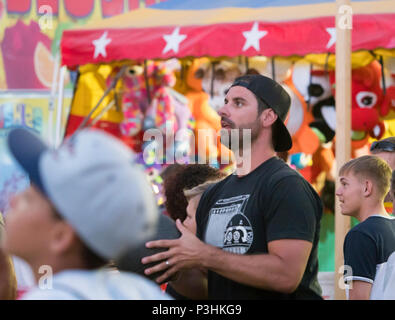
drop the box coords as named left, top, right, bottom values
left=183, top=58, right=230, bottom=166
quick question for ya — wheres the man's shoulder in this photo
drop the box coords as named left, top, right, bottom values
left=268, top=162, right=320, bottom=200
left=351, top=216, right=395, bottom=237
left=345, top=222, right=376, bottom=244
left=269, top=163, right=300, bottom=183
left=257, top=157, right=302, bottom=185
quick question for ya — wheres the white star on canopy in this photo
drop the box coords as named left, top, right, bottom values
left=92, top=31, right=112, bottom=59
left=242, top=22, right=268, bottom=52
left=162, top=27, right=187, bottom=54
left=326, top=27, right=336, bottom=49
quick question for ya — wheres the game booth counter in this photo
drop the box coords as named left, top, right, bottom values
left=59, top=0, right=395, bottom=300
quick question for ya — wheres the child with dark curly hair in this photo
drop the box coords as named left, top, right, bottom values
left=161, top=164, right=227, bottom=299
left=163, top=164, right=227, bottom=223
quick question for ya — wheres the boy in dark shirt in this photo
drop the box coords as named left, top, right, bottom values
left=336, top=155, right=395, bottom=300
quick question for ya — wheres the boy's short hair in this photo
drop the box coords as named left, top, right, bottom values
left=339, top=155, right=392, bottom=200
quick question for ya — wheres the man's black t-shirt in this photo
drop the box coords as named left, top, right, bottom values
left=196, top=157, right=323, bottom=299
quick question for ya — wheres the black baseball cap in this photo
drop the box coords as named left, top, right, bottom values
left=370, top=136, right=395, bottom=153
left=230, top=74, right=292, bottom=152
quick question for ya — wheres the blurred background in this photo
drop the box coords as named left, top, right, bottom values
left=1, top=0, right=395, bottom=299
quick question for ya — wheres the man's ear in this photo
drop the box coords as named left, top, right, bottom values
left=49, top=222, right=77, bottom=255
left=363, top=180, right=373, bottom=197
left=261, top=109, right=278, bottom=127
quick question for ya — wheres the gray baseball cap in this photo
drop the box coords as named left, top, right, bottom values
left=7, top=128, right=159, bottom=261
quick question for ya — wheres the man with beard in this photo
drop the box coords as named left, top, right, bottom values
left=142, top=75, right=323, bottom=300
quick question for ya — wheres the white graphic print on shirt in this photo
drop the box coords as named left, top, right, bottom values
left=204, top=195, right=253, bottom=254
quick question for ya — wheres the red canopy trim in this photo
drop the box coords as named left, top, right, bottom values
left=61, top=13, right=395, bottom=67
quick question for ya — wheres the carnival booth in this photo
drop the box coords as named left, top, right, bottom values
left=60, top=0, right=395, bottom=299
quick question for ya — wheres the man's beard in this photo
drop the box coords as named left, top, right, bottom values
left=220, top=117, right=262, bottom=152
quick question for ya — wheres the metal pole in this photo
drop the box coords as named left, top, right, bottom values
left=48, top=52, right=60, bottom=146
left=55, top=66, right=66, bottom=148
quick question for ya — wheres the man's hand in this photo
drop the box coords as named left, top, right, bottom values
left=142, top=219, right=210, bottom=284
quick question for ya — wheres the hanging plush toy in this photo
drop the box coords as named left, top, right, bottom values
left=120, top=60, right=194, bottom=163
left=119, top=60, right=194, bottom=207
left=374, top=56, right=395, bottom=138
left=197, top=58, right=243, bottom=112
left=182, top=58, right=226, bottom=167
left=329, top=60, right=386, bottom=140
left=65, top=63, right=125, bottom=139
left=120, top=61, right=176, bottom=153
left=143, top=61, right=178, bottom=134
left=292, top=60, right=335, bottom=144
left=120, top=64, right=147, bottom=141
left=290, top=60, right=335, bottom=189
left=284, top=76, right=320, bottom=156
left=381, top=56, right=395, bottom=119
